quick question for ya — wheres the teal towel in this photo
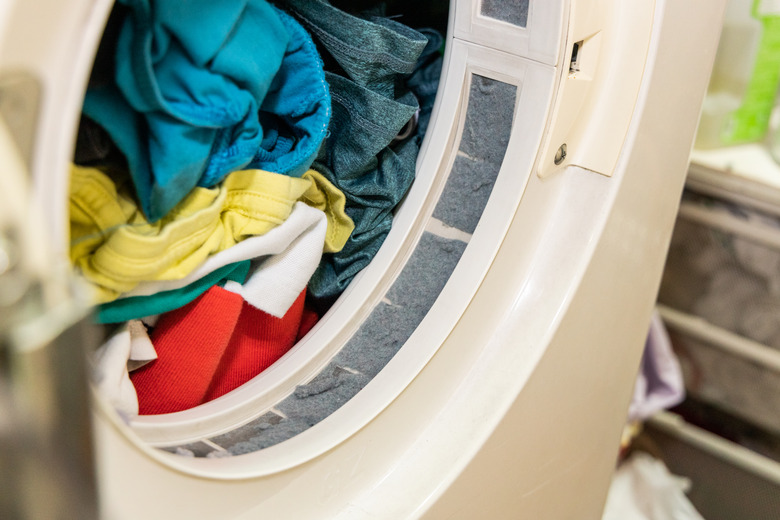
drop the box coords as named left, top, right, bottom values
left=96, top=261, right=250, bottom=324
left=84, top=0, right=288, bottom=222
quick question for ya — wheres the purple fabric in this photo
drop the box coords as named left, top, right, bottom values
left=629, top=311, right=685, bottom=422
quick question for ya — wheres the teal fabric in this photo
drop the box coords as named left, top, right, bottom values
left=406, top=28, right=443, bottom=137
left=95, top=261, right=250, bottom=324
left=307, top=76, right=420, bottom=301
left=83, top=0, right=330, bottom=222
left=250, top=10, right=331, bottom=178
left=84, top=0, right=288, bottom=222
left=281, top=0, right=427, bottom=97
left=279, top=0, right=428, bottom=302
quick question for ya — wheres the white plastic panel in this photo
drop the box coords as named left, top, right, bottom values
left=536, top=0, right=655, bottom=179
left=454, top=0, right=565, bottom=65
left=0, top=0, right=114, bottom=263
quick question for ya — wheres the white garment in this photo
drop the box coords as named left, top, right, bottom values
left=118, top=202, right=326, bottom=317
left=91, top=320, right=157, bottom=416
left=223, top=206, right=326, bottom=317
left=602, top=452, right=705, bottom=520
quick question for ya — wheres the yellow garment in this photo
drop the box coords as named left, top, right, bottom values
left=300, top=169, right=354, bottom=253
left=70, top=165, right=311, bottom=302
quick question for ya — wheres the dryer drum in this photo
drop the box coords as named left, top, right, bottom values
left=80, top=0, right=531, bottom=456
left=149, top=73, right=518, bottom=458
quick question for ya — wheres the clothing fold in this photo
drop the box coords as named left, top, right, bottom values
left=279, top=0, right=432, bottom=301
left=84, top=0, right=329, bottom=221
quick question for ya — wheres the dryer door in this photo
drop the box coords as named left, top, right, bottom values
left=0, top=96, right=98, bottom=519
left=0, top=0, right=726, bottom=519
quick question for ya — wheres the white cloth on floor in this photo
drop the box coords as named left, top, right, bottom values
left=92, top=320, right=157, bottom=416
left=602, top=452, right=705, bottom=520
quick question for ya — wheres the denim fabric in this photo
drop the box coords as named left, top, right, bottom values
left=308, top=134, right=421, bottom=301
left=84, top=1, right=329, bottom=222
left=319, top=73, right=420, bottom=180
left=406, top=28, right=444, bottom=137
left=280, top=0, right=427, bottom=97
left=279, top=0, right=430, bottom=301
left=96, top=261, right=250, bottom=324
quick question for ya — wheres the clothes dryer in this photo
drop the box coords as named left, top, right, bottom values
left=0, top=0, right=726, bottom=518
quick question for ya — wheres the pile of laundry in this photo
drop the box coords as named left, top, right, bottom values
left=660, top=192, right=780, bottom=351
left=74, top=0, right=443, bottom=417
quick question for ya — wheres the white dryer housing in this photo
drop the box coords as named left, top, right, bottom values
left=0, top=0, right=726, bottom=518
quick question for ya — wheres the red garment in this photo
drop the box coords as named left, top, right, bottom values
left=131, top=286, right=243, bottom=415
left=131, top=286, right=317, bottom=415
left=204, top=290, right=306, bottom=401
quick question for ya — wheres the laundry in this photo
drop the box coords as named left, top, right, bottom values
left=83, top=0, right=329, bottom=222
left=95, top=261, right=251, bottom=324
left=75, top=0, right=443, bottom=417
left=203, top=292, right=318, bottom=403
left=93, top=171, right=354, bottom=321
left=92, top=320, right=158, bottom=417
left=297, top=169, right=355, bottom=254
left=220, top=212, right=325, bottom=318
left=113, top=199, right=349, bottom=300
left=406, top=28, right=445, bottom=138
left=131, top=286, right=244, bottom=414
left=279, top=0, right=431, bottom=303
left=305, top=81, right=420, bottom=302
left=602, top=452, right=705, bottom=520
left=628, top=311, right=685, bottom=422
left=130, top=286, right=317, bottom=415
left=252, top=8, right=332, bottom=179
left=97, top=200, right=334, bottom=323
left=70, top=165, right=313, bottom=302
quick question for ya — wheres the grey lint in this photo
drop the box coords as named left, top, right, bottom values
left=480, top=0, right=529, bottom=27
left=432, top=75, right=516, bottom=233
left=226, top=420, right=312, bottom=455
left=207, top=411, right=285, bottom=453
left=333, top=232, right=468, bottom=378
left=160, top=441, right=213, bottom=458
left=222, top=367, right=372, bottom=454
left=278, top=367, right=371, bottom=425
